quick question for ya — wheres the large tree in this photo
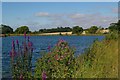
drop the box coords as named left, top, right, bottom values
left=15, top=26, right=30, bottom=34
left=88, top=26, right=98, bottom=34
left=72, top=26, right=83, bottom=34
left=0, top=24, right=13, bottom=34
left=109, top=20, right=120, bottom=33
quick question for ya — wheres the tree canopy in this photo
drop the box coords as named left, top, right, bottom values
left=109, top=20, right=120, bottom=33
left=39, top=27, right=72, bottom=33
left=88, top=26, right=98, bottom=34
left=72, top=26, right=83, bottom=34
left=15, top=26, right=30, bottom=34
left=0, top=24, right=13, bottom=34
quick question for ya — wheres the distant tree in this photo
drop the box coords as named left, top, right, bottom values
left=109, top=20, right=120, bottom=33
left=88, top=26, right=98, bottom=34
left=39, top=27, right=72, bottom=33
left=105, top=28, right=108, bottom=30
left=72, top=26, right=83, bottom=34
left=0, top=24, right=13, bottom=34
left=59, top=32, right=62, bottom=35
left=101, top=28, right=104, bottom=30
left=15, top=26, right=30, bottom=34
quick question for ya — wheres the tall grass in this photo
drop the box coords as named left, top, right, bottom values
left=74, top=33, right=118, bottom=78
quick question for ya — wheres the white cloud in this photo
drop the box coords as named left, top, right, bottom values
left=35, top=12, right=49, bottom=17
left=70, top=13, right=85, bottom=19
left=28, top=12, right=118, bottom=31
left=69, top=13, right=117, bottom=28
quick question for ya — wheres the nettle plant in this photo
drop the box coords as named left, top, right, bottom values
left=35, top=39, right=76, bottom=78
left=10, top=32, right=33, bottom=79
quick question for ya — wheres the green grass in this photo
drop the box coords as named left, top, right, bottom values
left=74, top=38, right=118, bottom=78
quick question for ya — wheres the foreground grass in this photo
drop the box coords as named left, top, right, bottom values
left=75, top=38, right=118, bottom=78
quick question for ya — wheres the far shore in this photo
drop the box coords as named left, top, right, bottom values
left=0, top=32, right=106, bottom=37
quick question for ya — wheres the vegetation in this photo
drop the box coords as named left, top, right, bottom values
left=39, top=27, right=72, bottom=33
left=109, top=20, right=120, bottom=33
left=74, top=35, right=118, bottom=78
left=35, top=39, right=76, bottom=78
left=88, top=26, right=98, bottom=34
left=15, top=26, right=30, bottom=34
left=34, top=32, right=118, bottom=78
left=0, top=24, right=105, bottom=35
left=0, top=24, right=13, bottom=34
left=10, top=33, right=33, bottom=79
left=72, top=26, right=83, bottom=35
left=2, top=20, right=120, bottom=35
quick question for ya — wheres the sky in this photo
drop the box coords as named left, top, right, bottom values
left=1, top=0, right=120, bottom=2
left=2, top=2, right=118, bottom=31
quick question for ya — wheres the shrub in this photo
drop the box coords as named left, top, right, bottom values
left=105, top=31, right=118, bottom=40
left=34, top=39, right=76, bottom=78
left=10, top=32, right=33, bottom=79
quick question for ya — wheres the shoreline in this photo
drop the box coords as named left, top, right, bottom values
left=0, top=32, right=106, bottom=37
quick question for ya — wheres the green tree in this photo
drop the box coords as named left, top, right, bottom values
left=0, top=24, right=13, bottom=34
left=15, top=26, right=30, bottom=34
left=88, top=26, right=98, bottom=34
left=109, top=20, right=120, bottom=33
left=39, top=27, right=72, bottom=33
left=72, top=26, right=83, bottom=34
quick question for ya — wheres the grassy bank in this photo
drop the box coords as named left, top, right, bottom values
left=74, top=36, right=118, bottom=78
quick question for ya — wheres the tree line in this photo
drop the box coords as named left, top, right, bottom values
left=0, top=20, right=120, bottom=34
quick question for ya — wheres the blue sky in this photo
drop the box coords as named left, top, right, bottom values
left=2, top=2, right=118, bottom=31
left=2, top=0, right=119, bottom=2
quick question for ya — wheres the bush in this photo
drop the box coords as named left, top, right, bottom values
left=88, top=26, right=98, bottom=34
left=105, top=31, right=118, bottom=40
left=34, top=39, right=76, bottom=78
left=10, top=32, right=33, bottom=79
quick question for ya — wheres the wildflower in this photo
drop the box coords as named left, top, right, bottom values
left=24, top=32, right=26, bottom=39
left=28, top=42, right=33, bottom=48
left=54, top=54, right=59, bottom=60
left=61, top=55, right=64, bottom=58
left=56, top=50, right=59, bottom=52
left=65, top=53, right=67, bottom=55
left=12, top=40, right=15, bottom=49
left=48, top=60, right=51, bottom=62
left=59, top=39, right=64, bottom=42
left=65, top=46, right=68, bottom=49
left=11, top=40, right=17, bottom=58
left=28, top=35, right=30, bottom=42
left=10, top=51, right=12, bottom=57
left=20, top=74, right=23, bottom=80
left=68, top=62, right=70, bottom=65
left=10, top=50, right=16, bottom=61
left=47, top=46, right=51, bottom=51
left=16, top=40, right=19, bottom=48
left=42, top=71, right=47, bottom=80
left=16, top=40, right=19, bottom=45
left=59, top=58, right=63, bottom=61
